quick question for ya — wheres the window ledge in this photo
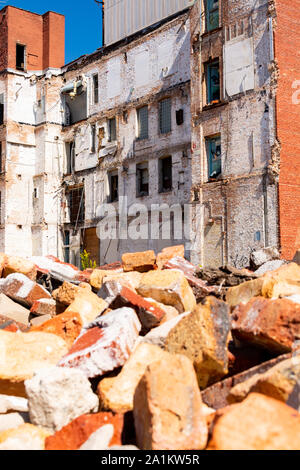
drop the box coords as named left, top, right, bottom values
left=201, top=26, right=223, bottom=38
left=158, top=189, right=173, bottom=195
left=202, top=100, right=228, bottom=111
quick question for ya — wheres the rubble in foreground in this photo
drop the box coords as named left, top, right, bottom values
left=0, top=247, right=300, bottom=450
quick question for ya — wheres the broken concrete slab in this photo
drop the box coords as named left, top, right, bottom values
left=25, top=367, right=99, bottom=433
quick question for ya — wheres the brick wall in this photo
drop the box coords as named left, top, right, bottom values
left=0, top=6, right=64, bottom=72
left=274, top=0, right=300, bottom=260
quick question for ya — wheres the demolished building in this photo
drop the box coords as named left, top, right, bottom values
left=0, top=0, right=299, bottom=269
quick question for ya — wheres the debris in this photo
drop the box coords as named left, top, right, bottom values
left=45, top=412, right=123, bottom=450
left=165, top=296, right=231, bottom=388
left=25, top=367, right=99, bottom=432
left=58, top=307, right=141, bottom=378
left=207, top=393, right=300, bottom=450
left=137, top=269, right=196, bottom=313
left=133, top=353, right=208, bottom=450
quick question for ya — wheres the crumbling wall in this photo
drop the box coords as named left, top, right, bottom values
left=190, top=0, right=279, bottom=268
left=60, top=13, right=192, bottom=266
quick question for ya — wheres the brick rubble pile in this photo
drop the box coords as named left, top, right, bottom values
left=0, top=248, right=300, bottom=450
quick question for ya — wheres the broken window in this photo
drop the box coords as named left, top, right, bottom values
left=137, top=106, right=149, bottom=140
left=68, top=187, right=85, bottom=224
left=108, top=171, right=119, bottom=202
left=0, top=94, right=3, bottom=125
left=206, top=135, right=222, bottom=179
left=92, top=74, right=99, bottom=104
left=91, top=125, right=96, bottom=153
left=62, top=79, right=87, bottom=126
left=108, top=118, right=117, bottom=142
left=63, top=230, right=70, bottom=264
left=16, top=44, right=26, bottom=71
left=159, top=156, right=172, bottom=193
left=206, top=60, right=220, bottom=104
left=176, top=109, right=184, bottom=126
left=66, top=142, right=75, bottom=175
left=205, top=0, right=219, bottom=32
left=136, top=162, right=149, bottom=197
left=159, top=98, right=172, bottom=134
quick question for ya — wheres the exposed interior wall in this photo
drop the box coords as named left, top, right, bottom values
left=190, top=0, right=279, bottom=268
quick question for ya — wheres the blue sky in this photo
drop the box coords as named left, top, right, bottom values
left=1, top=0, right=103, bottom=64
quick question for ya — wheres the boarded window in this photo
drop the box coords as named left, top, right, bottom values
left=16, top=44, right=26, bottom=71
left=223, top=37, right=255, bottom=97
left=109, top=171, right=118, bottom=202
left=136, top=162, right=149, bottom=197
left=108, top=118, right=117, bottom=142
left=206, top=135, right=221, bottom=179
left=68, top=187, right=85, bottom=224
left=137, top=106, right=149, bottom=140
left=0, top=94, right=3, bottom=125
left=159, top=98, right=171, bottom=134
left=159, top=156, right=172, bottom=192
left=206, top=0, right=219, bottom=32
left=206, top=61, right=220, bottom=104
left=93, top=74, right=99, bottom=104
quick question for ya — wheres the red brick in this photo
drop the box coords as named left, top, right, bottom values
left=45, top=413, right=124, bottom=450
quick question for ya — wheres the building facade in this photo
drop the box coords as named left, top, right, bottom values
left=0, top=1, right=299, bottom=268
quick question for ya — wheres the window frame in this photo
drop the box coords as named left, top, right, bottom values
left=205, top=0, right=220, bottom=32
left=16, top=43, right=26, bottom=71
left=68, top=186, right=85, bottom=224
left=137, top=106, right=149, bottom=140
left=92, top=74, right=99, bottom=104
left=108, top=117, right=117, bottom=143
left=159, top=156, right=173, bottom=193
left=159, top=98, right=172, bottom=134
left=90, top=124, right=96, bottom=153
left=206, top=135, right=222, bottom=180
left=108, top=171, right=119, bottom=203
left=136, top=162, right=149, bottom=197
left=206, top=60, right=220, bottom=105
